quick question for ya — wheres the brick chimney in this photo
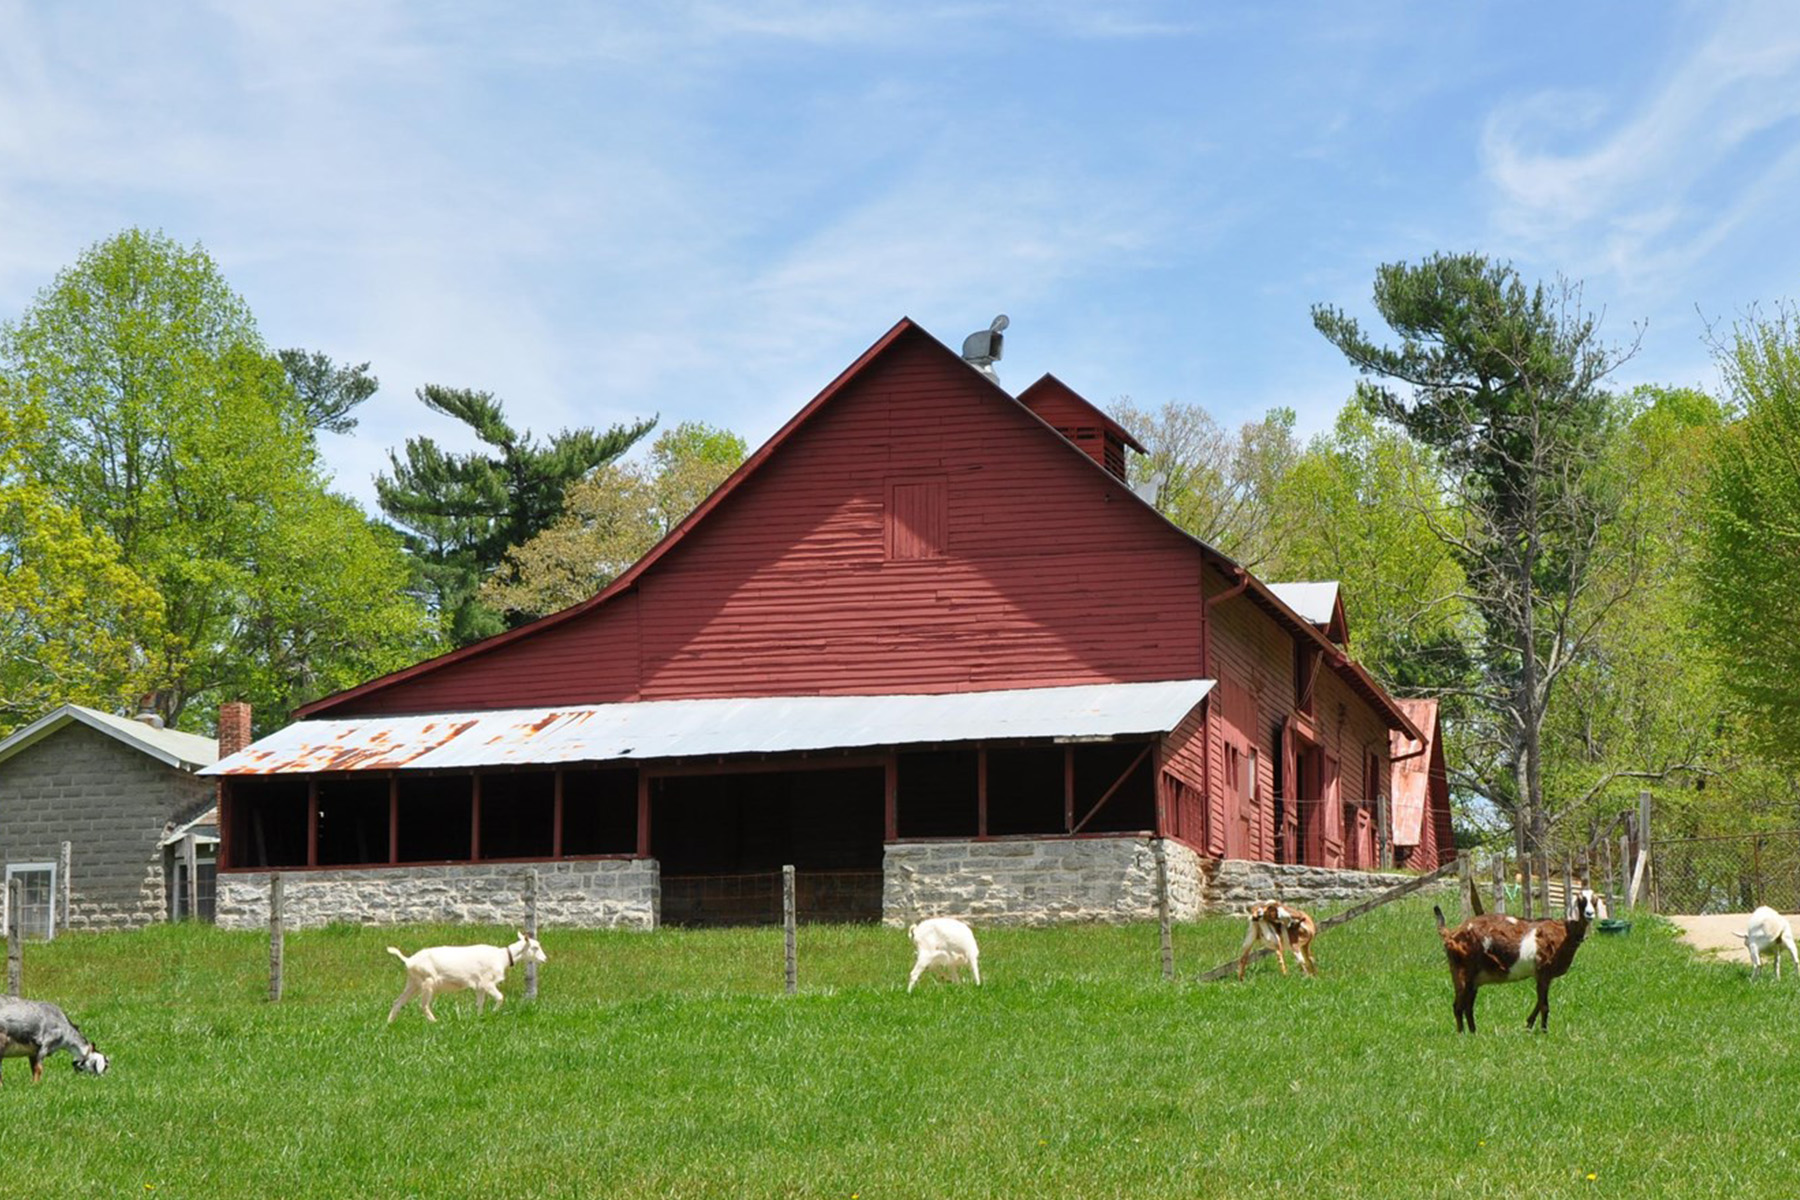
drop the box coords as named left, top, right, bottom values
left=217, top=701, right=253, bottom=760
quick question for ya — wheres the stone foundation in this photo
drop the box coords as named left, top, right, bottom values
left=1204, top=859, right=1434, bottom=912
left=884, top=839, right=1439, bottom=925
left=216, top=859, right=659, bottom=931
left=883, top=836, right=1207, bottom=926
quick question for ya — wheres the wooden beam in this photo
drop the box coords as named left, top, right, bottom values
left=1070, top=743, right=1155, bottom=836
left=305, top=779, right=319, bottom=868
left=388, top=776, right=399, bottom=865
left=552, top=769, right=565, bottom=859
left=884, top=755, right=898, bottom=842
left=470, top=774, right=482, bottom=862
left=1064, top=747, right=1076, bottom=834
left=636, top=771, right=651, bottom=859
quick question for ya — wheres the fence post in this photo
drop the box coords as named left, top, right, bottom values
left=1520, top=854, right=1533, bottom=920
left=268, top=873, right=285, bottom=1003
left=1492, top=851, right=1506, bottom=915
left=782, top=864, right=797, bottom=996
left=1154, top=840, right=1174, bottom=982
left=1562, top=857, right=1574, bottom=918
left=59, top=840, right=72, bottom=934
left=524, top=868, right=540, bottom=1002
left=1458, top=855, right=1475, bottom=920
left=6, top=877, right=21, bottom=997
left=183, top=834, right=200, bottom=922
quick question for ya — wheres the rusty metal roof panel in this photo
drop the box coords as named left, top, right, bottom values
left=200, top=679, right=1215, bottom=775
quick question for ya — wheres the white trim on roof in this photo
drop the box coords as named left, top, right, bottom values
left=203, top=679, right=1217, bottom=776
left=0, top=705, right=218, bottom=772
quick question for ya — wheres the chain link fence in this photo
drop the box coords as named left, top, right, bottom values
left=1649, top=831, right=1800, bottom=915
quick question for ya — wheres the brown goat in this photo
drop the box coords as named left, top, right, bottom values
left=1433, top=889, right=1598, bottom=1033
left=1237, top=901, right=1318, bottom=980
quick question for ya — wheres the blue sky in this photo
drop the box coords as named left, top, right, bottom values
left=4, top=2, right=1797, bottom=512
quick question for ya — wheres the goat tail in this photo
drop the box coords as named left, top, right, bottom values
left=387, top=946, right=408, bottom=963
left=1433, top=905, right=1448, bottom=932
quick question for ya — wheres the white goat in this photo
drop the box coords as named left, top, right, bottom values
left=907, top=917, right=981, bottom=993
left=1740, top=906, right=1799, bottom=981
left=386, top=931, right=547, bottom=1023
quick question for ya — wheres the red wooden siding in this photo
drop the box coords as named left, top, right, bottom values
left=327, top=329, right=1206, bottom=715
left=1015, top=374, right=1143, bottom=482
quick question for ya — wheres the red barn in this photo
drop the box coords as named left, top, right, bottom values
left=205, top=319, right=1436, bottom=928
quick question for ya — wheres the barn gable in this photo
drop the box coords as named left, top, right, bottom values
left=305, top=321, right=1211, bottom=717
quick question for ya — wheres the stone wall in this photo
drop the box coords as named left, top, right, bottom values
left=0, top=721, right=215, bottom=930
left=1204, top=859, right=1435, bottom=913
left=884, top=838, right=1440, bottom=926
left=884, top=836, right=1208, bottom=926
left=216, top=859, right=660, bottom=931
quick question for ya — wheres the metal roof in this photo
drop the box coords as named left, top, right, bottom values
left=0, top=705, right=218, bottom=772
left=203, top=679, right=1216, bottom=776
left=1266, top=582, right=1341, bottom=629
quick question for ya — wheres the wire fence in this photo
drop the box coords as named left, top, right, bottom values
left=659, top=869, right=885, bottom=927
left=1649, top=831, right=1800, bottom=915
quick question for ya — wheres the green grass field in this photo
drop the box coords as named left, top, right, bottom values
left=6, top=898, right=1795, bottom=1199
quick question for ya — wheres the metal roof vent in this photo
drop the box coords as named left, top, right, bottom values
left=961, top=314, right=1008, bottom=382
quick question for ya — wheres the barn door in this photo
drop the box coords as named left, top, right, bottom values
left=1222, top=745, right=1251, bottom=859
left=1279, top=721, right=1299, bottom=864
left=1322, top=754, right=1343, bottom=867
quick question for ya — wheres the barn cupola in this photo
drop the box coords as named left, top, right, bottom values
left=1015, top=374, right=1146, bottom=483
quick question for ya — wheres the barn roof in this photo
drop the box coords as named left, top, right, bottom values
left=1267, top=581, right=1349, bottom=645
left=0, top=704, right=218, bottom=772
left=206, top=679, right=1215, bottom=775
left=293, top=318, right=1415, bottom=739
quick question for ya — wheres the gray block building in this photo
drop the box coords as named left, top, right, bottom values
left=0, top=703, right=246, bottom=933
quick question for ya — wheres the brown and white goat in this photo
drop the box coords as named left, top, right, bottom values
left=1433, top=888, right=1598, bottom=1033
left=1237, top=901, right=1318, bottom=980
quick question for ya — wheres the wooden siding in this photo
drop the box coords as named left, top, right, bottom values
left=329, top=329, right=1206, bottom=715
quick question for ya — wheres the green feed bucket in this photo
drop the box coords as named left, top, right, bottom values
left=1596, top=918, right=1633, bottom=936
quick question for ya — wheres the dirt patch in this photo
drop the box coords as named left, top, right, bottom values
left=1665, top=913, right=1754, bottom=963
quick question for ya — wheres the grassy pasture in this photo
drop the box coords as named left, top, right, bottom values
left=6, top=898, right=1796, bottom=1198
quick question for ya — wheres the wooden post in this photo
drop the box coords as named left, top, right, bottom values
left=1154, top=840, right=1174, bottom=982
left=6, top=877, right=22, bottom=997
left=1458, top=854, right=1475, bottom=921
left=1603, top=835, right=1616, bottom=918
left=1619, top=833, right=1632, bottom=910
left=782, top=864, right=797, bottom=996
left=1539, top=853, right=1552, bottom=918
left=1492, top=851, right=1506, bottom=916
left=268, top=874, right=285, bottom=1003
left=183, top=834, right=200, bottom=921
left=524, top=868, right=540, bottom=1002
left=1562, top=857, right=1574, bottom=918
left=1520, top=854, right=1533, bottom=920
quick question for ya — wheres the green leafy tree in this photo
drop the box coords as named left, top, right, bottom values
left=375, top=387, right=656, bottom=644
left=481, top=422, right=747, bottom=619
left=0, top=383, right=166, bottom=732
left=1264, top=402, right=1472, bottom=694
left=278, top=349, right=378, bottom=435
left=1313, top=253, right=1643, bottom=861
left=1107, top=398, right=1299, bottom=568
left=0, top=228, right=438, bottom=728
left=1700, top=305, right=1800, bottom=772
left=1541, top=387, right=1725, bottom=838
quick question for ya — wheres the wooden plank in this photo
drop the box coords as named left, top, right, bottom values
left=7, top=877, right=21, bottom=997
left=268, top=874, right=285, bottom=1003
left=1197, top=859, right=1458, bottom=982
left=783, top=864, right=797, bottom=996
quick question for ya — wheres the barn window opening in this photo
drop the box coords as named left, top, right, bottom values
left=561, top=768, right=639, bottom=856
left=316, top=776, right=391, bottom=866
left=896, top=749, right=979, bottom=837
left=226, top=778, right=309, bottom=868
left=396, top=775, right=473, bottom=863
left=1072, top=742, right=1157, bottom=833
left=986, top=747, right=1065, bottom=835
left=3, top=863, right=56, bottom=939
left=477, top=771, right=556, bottom=859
